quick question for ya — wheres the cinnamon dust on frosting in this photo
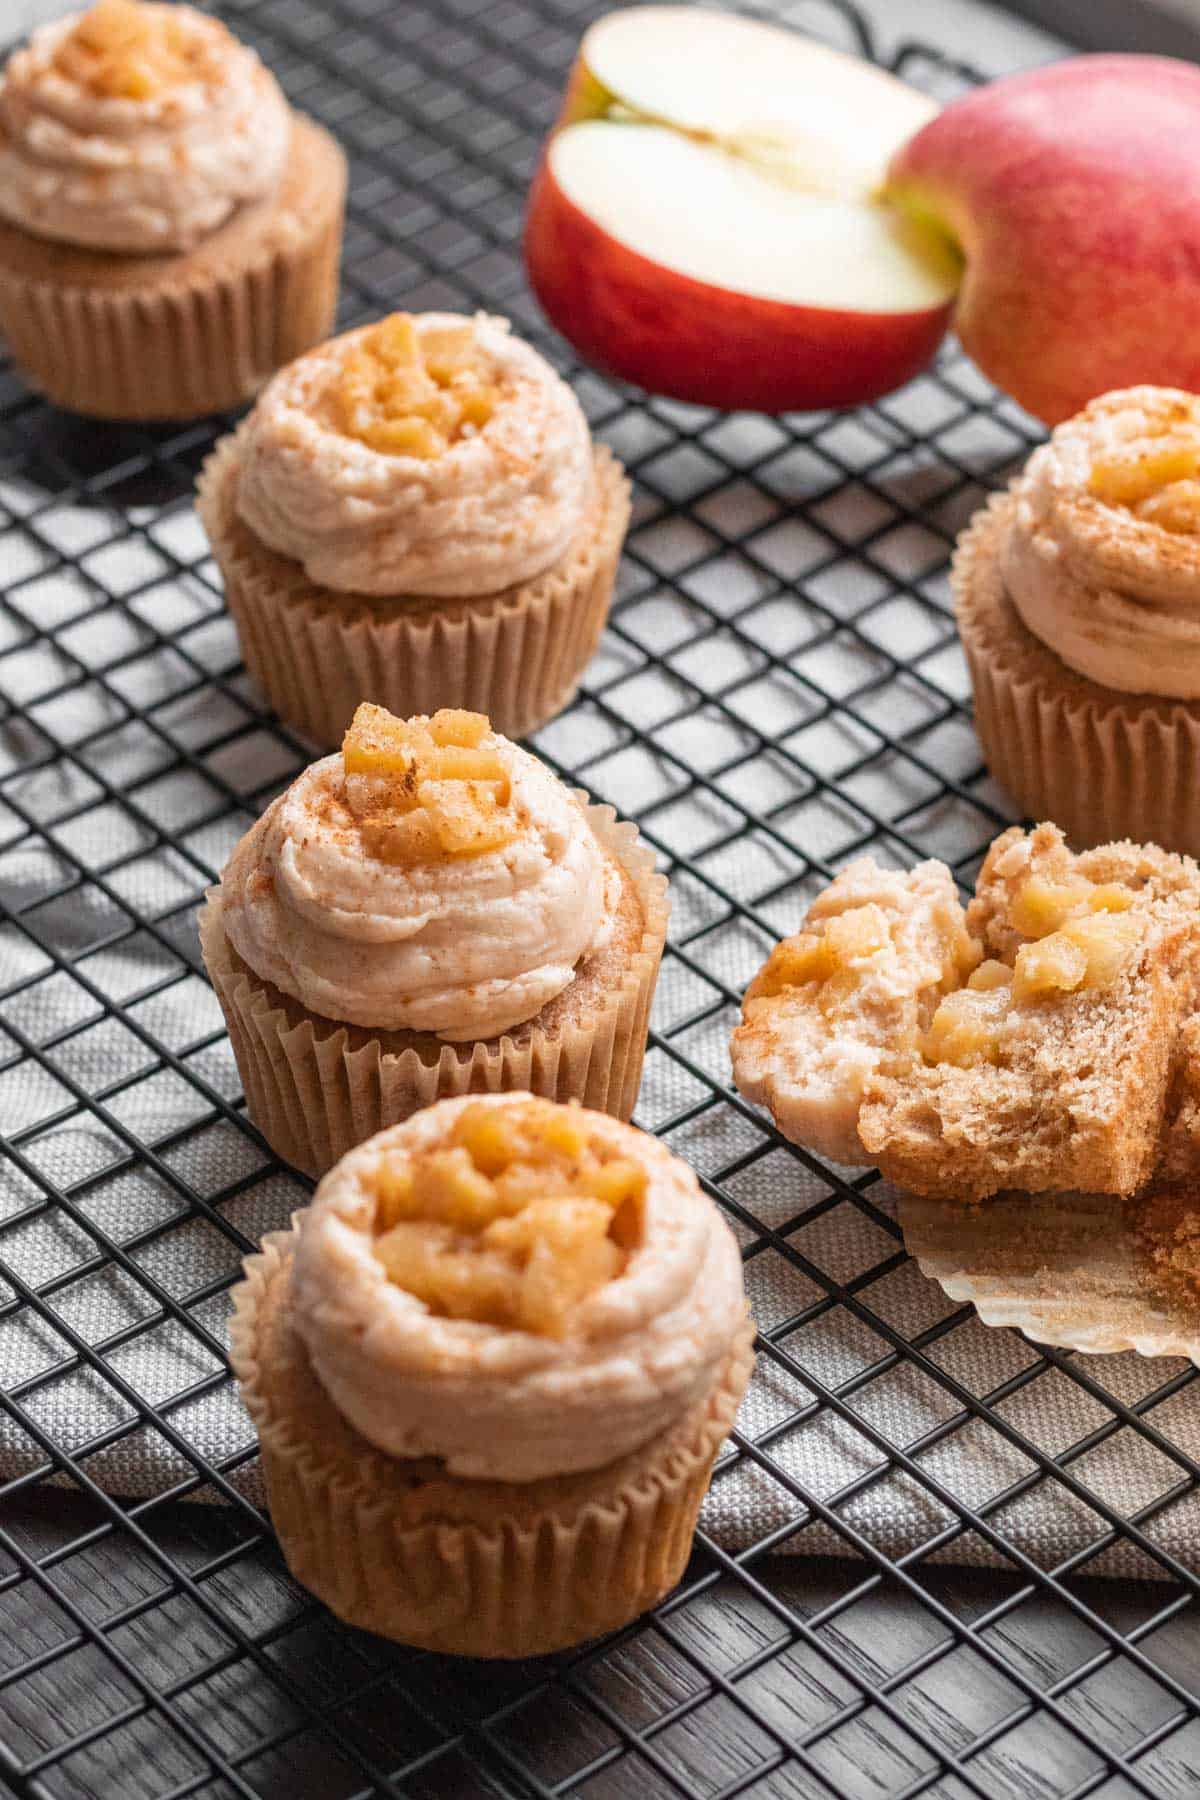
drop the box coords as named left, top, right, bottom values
left=217, top=708, right=620, bottom=1040
left=1002, top=386, right=1200, bottom=699
left=0, top=2, right=290, bottom=254
left=233, top=312, right=594, bottom=598
left=289, top=1094, right=749, bottom=1482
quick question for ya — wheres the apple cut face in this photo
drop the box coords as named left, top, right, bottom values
left=525, top=6, right=960, bottom=413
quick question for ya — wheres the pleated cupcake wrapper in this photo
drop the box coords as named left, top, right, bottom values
left=200, top=803, right=668, bottom=1178
left=196, top=431, right=631, bottom=748
left=0, top=119, right=344, bottom=423
left=954, top=494, right=1200, bottom=857
left=228, top=1222, right=756, bottom=1657
left=899, top=1188, right=1200, bottom=1364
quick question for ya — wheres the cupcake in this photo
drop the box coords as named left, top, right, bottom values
left=195, top=309, right=630, bottom=745
left=229, top=1093, right=755, bottom=1657
left=199, top=703, right=668, bottom=1177
left=0, top=0, right=346, bottom=420
left=955, top=386, right=1200, bottom=855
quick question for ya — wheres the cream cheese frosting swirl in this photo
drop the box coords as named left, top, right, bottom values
left=290, top=1096, right=750, bottom=1482
left=217, top=732, right=619, bottom=1040
left=1001, top=387, right=1200, bottom=699
left=233, top=313, right=594, bottom=597
left=0, top=5, right=291, bottom=255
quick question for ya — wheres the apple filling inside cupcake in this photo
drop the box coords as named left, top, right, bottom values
left=920, top=875, right=1139, bottom=1067
left=751, top=895, right=978, bottom=1022
left=753, top=869, right=1140, bottom=1075
left=370, top=1099, right=646, bottom=1336
left=1087, top=402, right=1200, bottom=533
left=55, top=0, right=204, bottom=100
left=331, top=313, right=499, bottom=459
left=342, top=702, right=518, bottom=864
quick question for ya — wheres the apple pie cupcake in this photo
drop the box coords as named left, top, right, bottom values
left=0, top=0, right=345, bottom=420
left=955, top=386, right=1200, bottom=855
left=229, top=1094, right=754, bottom=1656
left=196, top=309, right=630, bottom=745
left=199, top=704, right=668, bottom=1177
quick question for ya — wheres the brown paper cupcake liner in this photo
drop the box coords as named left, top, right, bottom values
left=953, top=493, right=1200, bottom=856
left=195, top=426, right=631, bottom=747
left=228, top=1221, right=756, bottom=1657
left=899, top=1186, right=1200, bottom=1362
left=200, top=804, right=668, bottom=1177
left=0, top=117, right=345, bottom=421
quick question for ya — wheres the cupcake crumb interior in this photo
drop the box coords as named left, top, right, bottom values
left=342, top=702, right=518, bottom=864
left=331, top=313, right=498, bottom=459
left=923, top=872, right=1138, bottom=1066
left=1087, top=398, right=1200, bottom=532
left=56, top=0, right=204, bottom=100
left=755, top=864, right=1143, bottom=1076
left=1134, top=1183, right=1200, bottom=1309
left=371, top=1099, right=646, bottom=1337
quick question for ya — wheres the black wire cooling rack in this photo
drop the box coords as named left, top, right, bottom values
left=1, top=0, right=1200, bottom=1795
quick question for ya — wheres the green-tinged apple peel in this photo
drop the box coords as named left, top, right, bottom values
left=886, top=53, right=1200, bottom=424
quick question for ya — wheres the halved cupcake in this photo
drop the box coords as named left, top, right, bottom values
left=0, top=0, right=345, bottom=419
left=200, top=704, right=668, bottom=1176
left=197, top=310, right=630, bottom=744
left=230, top=1093, right=754, bottom=1657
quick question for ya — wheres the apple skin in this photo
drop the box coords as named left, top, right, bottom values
left=524, top=152, right=956, bottom=413
left=886, top=55, right=1200, bottom=425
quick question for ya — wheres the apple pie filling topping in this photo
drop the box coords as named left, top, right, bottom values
left=371, top=1099, right=646, bottom=1337
left=920, top=875, right=1139, bottom=1067
left=52, top=0, right=203, bottom=99
left=332, top=313, right=499, bottom=459
left=341, top=703, right=518, bottom=865
left=1087, top=401, right=1200, bottom=533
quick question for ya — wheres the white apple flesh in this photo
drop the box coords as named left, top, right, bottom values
left=525, top=7, right=960, bottom=412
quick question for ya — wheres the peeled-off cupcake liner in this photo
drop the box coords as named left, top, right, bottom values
left=953, top=493, right=1200, bottom=857
left=0, top=117, right=345, bottom=422
left=199, top=803, right=668, bottom=1178
left=228, top=1220, right=756, bottom=1658
left=899, top=1187, right=1200, bottom=1363
left=196, top=429, right=631, bottom=748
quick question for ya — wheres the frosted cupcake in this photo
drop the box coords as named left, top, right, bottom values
left=199, top=704, right=668, bottom=1176
left=955, top=386, right=1200, bottom=855
left=230, top=1093, right=754, bottom=1657
left=196, top=310, right=630, bottom=745
left=0, top=0, right=345, bottom=420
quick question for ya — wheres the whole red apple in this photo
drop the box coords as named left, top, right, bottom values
left=886, top=55, right=1200, bottom=425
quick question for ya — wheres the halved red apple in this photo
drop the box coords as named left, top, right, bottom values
left=524, top=7, right=961, bottom=413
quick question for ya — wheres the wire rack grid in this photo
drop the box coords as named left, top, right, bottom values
left=0, top=0, right=1199, bottom=1796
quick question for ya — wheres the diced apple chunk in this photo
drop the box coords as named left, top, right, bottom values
left=342, top=701, right=422, bottom=780
left=428, top=709, right=490, bottom=749
left=330, top=313, right=498, bottom=458
left=920, top=984, right=1010, bottom=1067
left=1136, top=478, right=1200, bottom=534
left=1008, top=873, right=1137, bottom=941
left=1012, top=934, right=1089, bottom=1002
left=368, top=1100, right=649, bottom=1337
left=968, top=958, right=1013, bottom=991
left=59, top=0, right=200, bottom=97
left=1088, top=437, right=1200, bottom=509
left=342, top=704, right=518, bottom=865
left=823, top=903, right=890, bottom=963
left=1008, top=878, right=1093, bottom=939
